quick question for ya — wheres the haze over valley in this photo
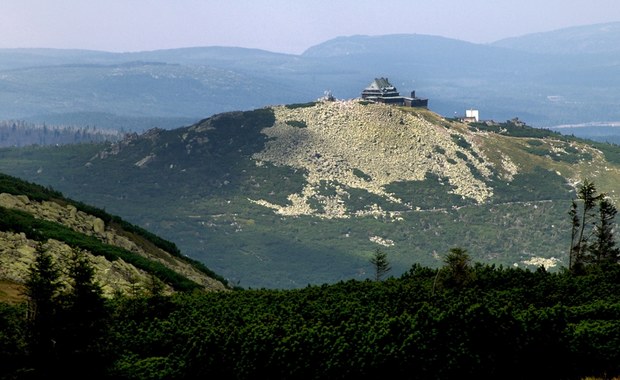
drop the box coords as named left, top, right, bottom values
left=1, top=22, right=620, bottom=136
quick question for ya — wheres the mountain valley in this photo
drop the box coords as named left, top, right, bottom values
left=3, top=23, right=620, bottom=288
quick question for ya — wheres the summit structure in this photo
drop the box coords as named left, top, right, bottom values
left=361, top=77, right=428, bottom=108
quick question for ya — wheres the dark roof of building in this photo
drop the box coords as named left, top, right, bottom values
left=360, top=77, right=428, bottom=108
left=368, top=77, right=394, bottom=90
left=362, top=77, right=399, bottom=97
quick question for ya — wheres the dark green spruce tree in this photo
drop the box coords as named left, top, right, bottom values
left=369, top=248, right=391, bottom=281
left=432, top=247, right=474, bottom=295
left=569, top=180, right=619, bottom=271
left=568, top=199, right=580, bottom=270
left=442, top=247, right=473, bottom=289
left=23, top=247, right=64, bottom=371
left=591, top=197, right=620, bottom=266
left=58, top=248, right=106, bottom=369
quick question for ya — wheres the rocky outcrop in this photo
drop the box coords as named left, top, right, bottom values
left=0, top=193, right=228, bottom=296
left=251, top=100, right=497, bottom=219
left=0, top=231, right=168, bottom=297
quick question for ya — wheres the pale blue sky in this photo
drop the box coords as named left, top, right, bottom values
left=1, top=0, right=619, bottom=54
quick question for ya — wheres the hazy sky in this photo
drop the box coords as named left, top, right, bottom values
left=1, top=0, right=619, bottom=54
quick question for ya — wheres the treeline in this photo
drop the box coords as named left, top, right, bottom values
left=0, top=120, right=123, bottom=147
left=2, top=254, right=620, bottom=379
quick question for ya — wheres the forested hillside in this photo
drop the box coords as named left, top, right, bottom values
left=2, top=246, right=620, bottom=379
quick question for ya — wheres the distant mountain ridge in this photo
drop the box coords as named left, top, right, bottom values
left=1, top=22, right=620, bottom=132
left=302, top=33, right=495, bottom=58
left=491, top=22, right=620, bottom=54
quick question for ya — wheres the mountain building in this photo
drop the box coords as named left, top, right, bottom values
left=361, top=77, right=428, bottom=108
left=460, top=109, right=480, bottom=123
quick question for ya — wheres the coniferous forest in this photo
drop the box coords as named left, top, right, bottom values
left=3, top=256, right=620, bottom=379
left=1, top=181, right=620, bottom=379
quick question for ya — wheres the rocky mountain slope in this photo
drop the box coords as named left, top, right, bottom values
left=1, top=100, right=619, bottom=288
left=0, top=175, right=229, bottom=303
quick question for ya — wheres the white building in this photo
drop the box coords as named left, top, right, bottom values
left=465, top=109, right=479, bottom=122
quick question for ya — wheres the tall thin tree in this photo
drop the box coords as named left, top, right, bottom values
left=369, top=249, right=392, bottom=281
left=63, top=248, right=105, bottom=335
left=23, top=248, right=63, bottom=369
left=58, top=249, right=106, bottom=375
left=571, top=180, right=604, bottom=271
left=592, top=197, right=620, bottom=265
left=569, top=200, right=580, bottom=270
